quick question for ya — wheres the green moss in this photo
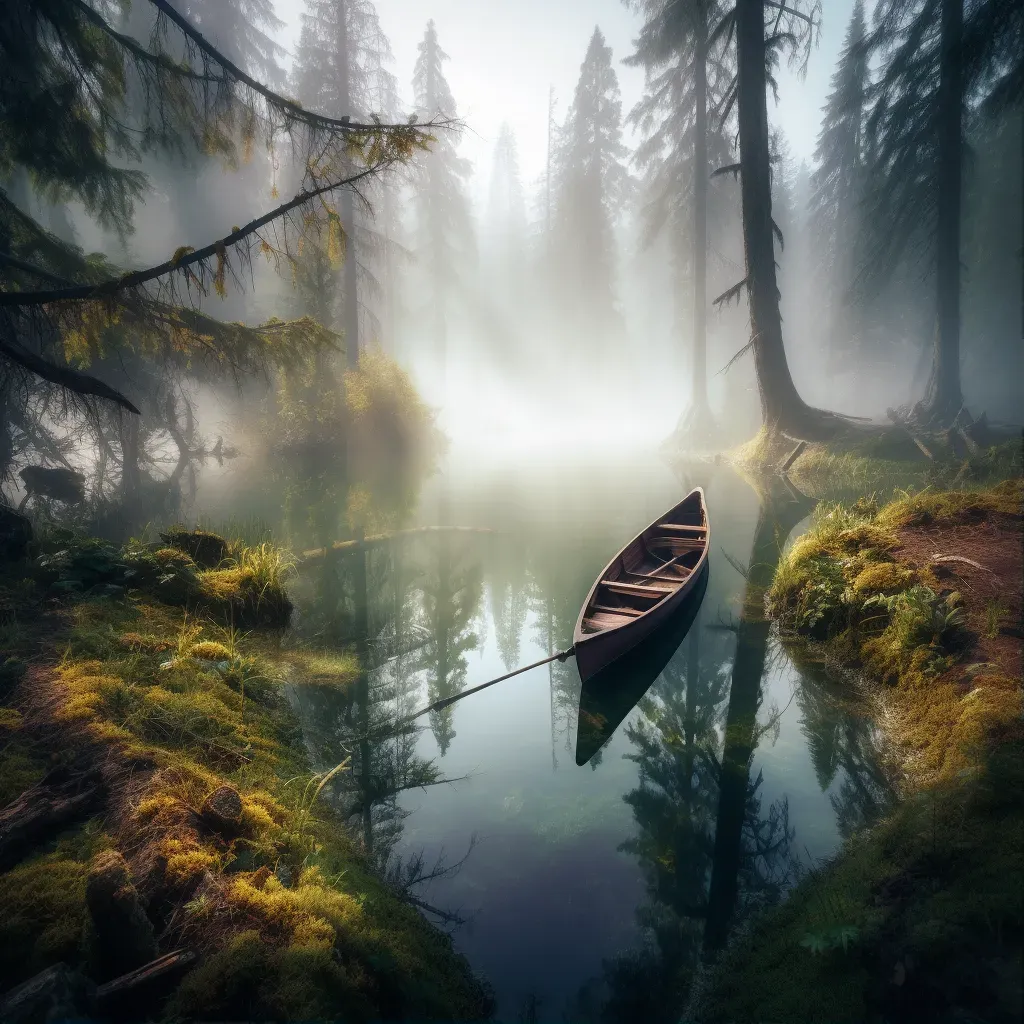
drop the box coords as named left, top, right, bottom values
left=0, top=850, right=91, bottom=984
left=876, top=477, right=1023, bottom=529
left=697, top=745, right=1024, bottom=1023
left=0, top=738, right=47, bottom=806
left=159, top=527, right=229, bottom=569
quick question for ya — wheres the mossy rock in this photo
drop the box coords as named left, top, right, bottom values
left=160, top=528, right=229, bottom=569
left=852, top=562, right=916, bottom=596
left=84, top=849, right=157, bottom=981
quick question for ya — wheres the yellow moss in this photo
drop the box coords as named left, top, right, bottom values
left=241, top=797, right=280, bottom=836
left=189, top=641, right=235, bottom=662
left=135, top=794, right=182, bottom=820
left=55, top=663, right=131, bottom=725
left=154, top=547, right=197, bottom=569
left=286, top=650, right=360, bottom=688
left=877, top=479, right=1024, bottom=530
left=200, top=567, right=255, bottom=601
left=162, top=837, right=221, bottom=884
left=228, top=866, right=363, bottom=947
left=0, top=707, right=23, bottom=731
left=852, top=562, right=916, bottom=596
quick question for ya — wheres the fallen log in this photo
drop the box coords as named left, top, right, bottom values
left=0, top=764, right=104, bottom=871
left=300, top=526, right=495, bottom=562
left=779, top=440, right=807, bottom=473
left=94, top=949, right=197, bottom=1015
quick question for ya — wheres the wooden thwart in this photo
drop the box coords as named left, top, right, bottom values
left=600, top=579, right=674, bottom=597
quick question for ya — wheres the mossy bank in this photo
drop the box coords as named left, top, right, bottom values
left=0, top=526, right=492, bottom=1022
left=692, top=480, right=1023, bottom=1023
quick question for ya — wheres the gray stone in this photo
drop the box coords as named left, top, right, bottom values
left=200, top=784, right=242, bottom=835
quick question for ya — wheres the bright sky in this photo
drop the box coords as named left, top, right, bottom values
left=274, top=0, right=856, bottom=199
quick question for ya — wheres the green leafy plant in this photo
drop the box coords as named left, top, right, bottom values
left=864, top=586, right=966, bottom=652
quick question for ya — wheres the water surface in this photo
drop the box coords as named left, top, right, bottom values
left=198, top=449, right=891, bottom=1021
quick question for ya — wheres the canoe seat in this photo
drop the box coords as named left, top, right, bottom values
left=622, top=569, right=690, bottom=585
left=583, top=612, right=635, bottom=632
left=591, top=602, right=644, bottom=618
left=659, top=522, right=706, bottom=532
left=600, top=579, right=674, bottom=598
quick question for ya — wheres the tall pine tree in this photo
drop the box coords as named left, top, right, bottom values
left=625, top=0, right=735, bottom=438
left=552, top=28, right=631, bottom=359
left=293, top=0, right=398, bottom=367
left=486, top=123, right=528, bottom=315
left=412, top=21, right=473, bottom=382
left=862, top=0, right=966, bottom=423
left=809, top=0, right=869, bottom=374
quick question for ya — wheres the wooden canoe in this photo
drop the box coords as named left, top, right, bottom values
left=573, top=487, right=710, bottom=682
left=575, top=560, right=708, bottom=765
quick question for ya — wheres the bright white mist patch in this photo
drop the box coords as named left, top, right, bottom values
left=430, top=370, right=677, bottom=460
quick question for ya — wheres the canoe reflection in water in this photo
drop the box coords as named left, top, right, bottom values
left=576, top=561, right=709, bottom=766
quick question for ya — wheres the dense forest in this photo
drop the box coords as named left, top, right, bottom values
left=0, top=1, right=1021, bottom=1022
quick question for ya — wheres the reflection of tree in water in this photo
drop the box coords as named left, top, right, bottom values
left=794, top=668, right=894, bottom=840
left=573, top=480, right=814, bottom=1022
left=413, top=527, right=484, bottom=756
left=490, top=550, right=530, bottom=671
left=289, top=533, right=475, bottom=924
left=528, top=541, right=587, bottom=767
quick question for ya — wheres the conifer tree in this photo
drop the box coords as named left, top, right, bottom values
left=293, top=0, right=399, bottom=367
left=486, top=123, right=528, bottom=314
left=552, top=28, right=631, bottom=358
left=862, top=0, right=967, bottom=423
left=412, top=20, right=473, bottom=377
left=171, top=0, right=287, bottom=87
left=625, top=0, right=735, bottom=438
left=808, top=0, right=868, bottom=374
left=719, top=0, right=848, bottom=440
left=0, top=0, right=441, bottom=500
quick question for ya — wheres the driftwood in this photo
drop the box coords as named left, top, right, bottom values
left=0, top=764, right=104, bottom=871
left=94, top=949, right=197, bottom=1016
left=886, top=408, right=934, bottom=460
left=300, top=526, right=495, bottom=562
left=779, top=439, right=807, bottom=473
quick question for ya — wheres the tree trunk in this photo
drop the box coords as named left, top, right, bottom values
left=736, top=0, right=840, bottom=440
left=693, top=20, right=709, bottom=414
left=337, top=4, right=360, bottom=370
left=921, top=0, right=964, bottom=422
left=703, top=481, right=814, bottom=958
left=119, top=414, right=140, bottom=504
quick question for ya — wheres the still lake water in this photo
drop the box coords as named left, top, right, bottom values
left=196, top=447, right=891, bottom=1022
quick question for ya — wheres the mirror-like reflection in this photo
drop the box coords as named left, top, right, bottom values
left=194, top=451, right=893, bottom=1021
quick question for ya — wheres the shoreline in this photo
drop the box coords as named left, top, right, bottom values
left=692, top=478, right=1023, bottom=1023
left=0, top=527, right=492, bottom=1021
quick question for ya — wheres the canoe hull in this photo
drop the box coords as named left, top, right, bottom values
left=573, top=487, right=709, bottom=683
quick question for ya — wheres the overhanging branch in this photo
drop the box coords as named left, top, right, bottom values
left=0, top=338, right=140, bottom=414
left=0, top=165, right=382, bottom=308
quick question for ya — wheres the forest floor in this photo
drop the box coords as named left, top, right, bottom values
left=691, top=479, right=1023, bottom=1023
left=0, top=527, right=492, bottom=1022
left=728, top=423, right=1023, bottom=502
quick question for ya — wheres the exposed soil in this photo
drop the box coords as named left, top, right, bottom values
left=894, top=511, right=1023, bottom=685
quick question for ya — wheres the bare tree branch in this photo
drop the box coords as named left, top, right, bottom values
left=713, top=277, right=749, bottom=307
